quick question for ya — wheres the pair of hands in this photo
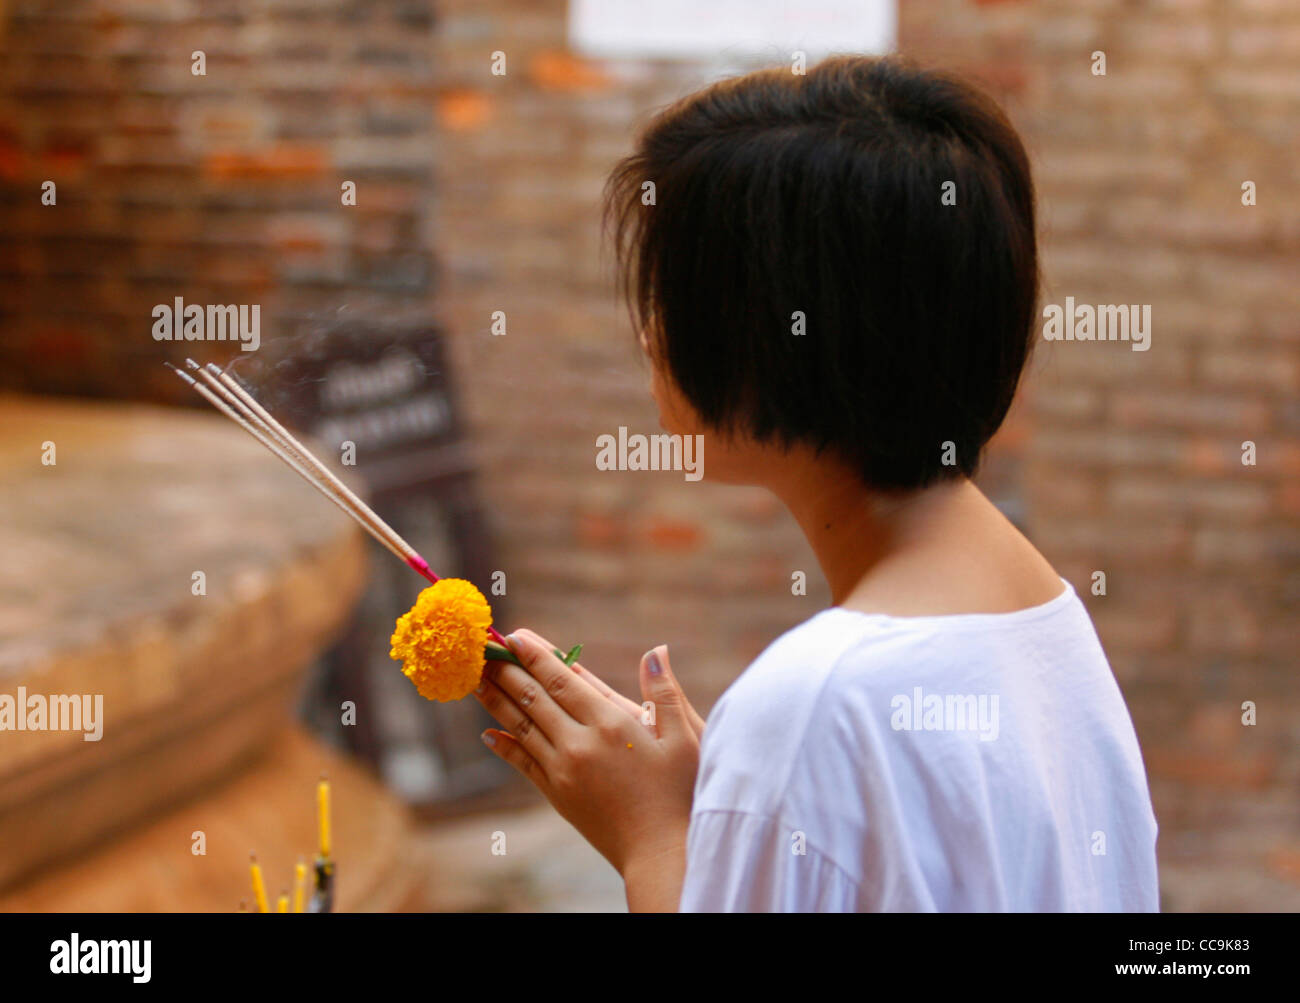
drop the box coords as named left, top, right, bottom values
left=473, top=629, right=705, bottom=911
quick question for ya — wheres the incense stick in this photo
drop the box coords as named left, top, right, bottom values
left=192, top=361, right=415, bottom=567
left=165, top=363, right=406, bottom=562
left=167, top=360, right=510, bottom=647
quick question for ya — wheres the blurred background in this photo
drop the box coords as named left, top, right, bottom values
left=0, top=0, right=1296, bottom=912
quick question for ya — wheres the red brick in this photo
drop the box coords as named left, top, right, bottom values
left=528, top=51, right=613, bottom=93
left=436, top=88, right=495, bottom=131
left=640, top=517, right=704, bottom=552
left=202, top=145, right=331, bottom=181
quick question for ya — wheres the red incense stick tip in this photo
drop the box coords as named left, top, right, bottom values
left=406, top=554, right=437, bottom=580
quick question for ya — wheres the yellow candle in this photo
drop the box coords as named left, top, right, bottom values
left=249, top=854, right=270, bottom=914
left=293, top=861, right=307, bottom=914
left=317, top=776, right=331, bottom=858
left=277, top=892, right=289, bottom=913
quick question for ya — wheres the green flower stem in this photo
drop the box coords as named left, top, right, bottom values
left=485, top=641, right=584, bottom=668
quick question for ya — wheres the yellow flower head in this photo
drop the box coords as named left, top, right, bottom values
left=389, top=578, right=493, bottom=702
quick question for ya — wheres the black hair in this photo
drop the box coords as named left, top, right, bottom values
left=605, top=55, right=1038, bottom=490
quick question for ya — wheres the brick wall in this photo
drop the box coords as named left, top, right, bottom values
left=1016, top=0, right=1299, bottom=911
left=0, top=0, right=441, bottom=401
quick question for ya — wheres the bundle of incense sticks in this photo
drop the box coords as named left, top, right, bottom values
left=167, top=359, right=509, bottom=649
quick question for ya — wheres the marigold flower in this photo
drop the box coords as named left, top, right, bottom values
left=389, top=578, right=494, bottom=702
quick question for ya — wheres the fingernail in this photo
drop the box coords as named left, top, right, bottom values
left=506, top=632, right=521, bottom=650
left=480, top=731, right=496, bottom=747
left=645, top=648, right=663, bottom=675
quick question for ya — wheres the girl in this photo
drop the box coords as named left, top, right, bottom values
left=473, top=55, right=1160, bottom=912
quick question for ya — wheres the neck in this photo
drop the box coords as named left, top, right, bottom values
left=763, top=453, right=975, bottom=606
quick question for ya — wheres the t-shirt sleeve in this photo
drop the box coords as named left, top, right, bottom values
left=677, top=809, right=860, bottom=912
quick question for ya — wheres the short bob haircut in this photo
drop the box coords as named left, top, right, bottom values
left=605, top=55, right=1038, bottom=491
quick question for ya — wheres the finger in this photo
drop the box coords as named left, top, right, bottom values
left=639, top=644, right=693, bottom=742
left=480, top=729, right=549, bottom=789
left=507, top=629, right=607, bottom=726
left=568, top=660, right=644, bottom=720
left=483, top=659, right=580, bottom=743
left=648, top=645, right=706, bottom=737
left=474, top=674, right=555, bottom=763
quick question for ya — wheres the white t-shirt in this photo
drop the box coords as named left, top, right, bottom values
left=678, top=579, right=1160, bottom=912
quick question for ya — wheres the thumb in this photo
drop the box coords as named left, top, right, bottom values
left=639, top=644, right=690, bottom=741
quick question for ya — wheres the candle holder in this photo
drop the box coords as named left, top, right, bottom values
left=308, top=856, right=335, bottom=914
